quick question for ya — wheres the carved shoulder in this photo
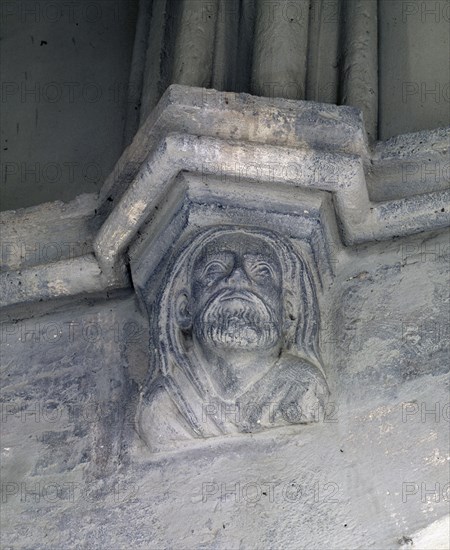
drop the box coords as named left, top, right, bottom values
left=237, top=354, right=329, bottom=430
left=266, top=354, right=329, bottom=420
left=137, top=378, right=195, bottom=452
left=277, top=354, right=328, bottom=391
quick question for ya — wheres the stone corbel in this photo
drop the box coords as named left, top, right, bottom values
left=1, top=85, right=449, bottom=308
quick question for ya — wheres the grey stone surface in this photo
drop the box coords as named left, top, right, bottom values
left=2, top=86, right=448, bottom=308
left=0, top=194, right=99, bottom=272
left=379, top=0, right=450, bottom=139
left=3, top=0, right=448, bottom=213
left=0, top=85, right=449, bottom=548
left=0, top=0, right=138, bottom=211
left=136, top=226, right=329, bottom=452
left=1, top=228, right=448, bottom=548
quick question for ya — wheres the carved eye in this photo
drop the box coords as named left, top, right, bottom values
left=203, top=260, right=229, bottom=279
left=248, top=262, right=275, bottom=280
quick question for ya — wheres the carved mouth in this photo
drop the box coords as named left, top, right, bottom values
left=198, top=288, right=280, bottom=349
left=219, top=291, right=255, bottom=303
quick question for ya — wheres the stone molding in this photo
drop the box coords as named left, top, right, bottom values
left=1, top=85, right=449, bottom=308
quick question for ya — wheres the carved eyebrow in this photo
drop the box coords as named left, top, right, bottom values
left=246, top=259, right=277, bottom=278
left=201, top=259, right=230, bottom=277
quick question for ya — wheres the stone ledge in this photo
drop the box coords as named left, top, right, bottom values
left=1, top=85, right=449, bottom=308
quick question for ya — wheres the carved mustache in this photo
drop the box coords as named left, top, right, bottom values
left=201, top=288, right=275, bottom=322
left=196, top=288, right=280, bottom=347
left=218, top=289, right=257, bottom=304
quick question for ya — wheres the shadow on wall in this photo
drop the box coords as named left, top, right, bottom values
left=0, top=0, right=139, bottom=211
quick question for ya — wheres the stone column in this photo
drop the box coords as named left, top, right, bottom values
left=123, top=0, right=153, bottom=147
left=211, top=0, right=240, bottom=91
left=139, top=0, right=171, bottom=125
left=171, top=0, right=219, bottom=87
left=340, top=0, right=378, bottom=142
left=251, top=0, right=310, bottom=100
left=306, top=0, right=341, bottom=104
left=235, top=0, right=256, bottom=93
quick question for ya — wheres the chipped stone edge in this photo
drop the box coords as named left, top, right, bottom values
left=1, top=85, right=449, bottom=308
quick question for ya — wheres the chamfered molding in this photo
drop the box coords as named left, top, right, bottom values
left=1, top=85, right=449, bottom=308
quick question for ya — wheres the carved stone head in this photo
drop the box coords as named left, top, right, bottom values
left=153, top=226, right=323, bottom=376
left=138, top=226, right=328, bottom=446
left=178, top=231, right=283, bottom=357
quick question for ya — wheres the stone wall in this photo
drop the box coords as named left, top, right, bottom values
left=1, top=86, right=449, bottom=548
left=1, top=0, right=448, bottom=210
left=1, top=0, right=138, bottom=210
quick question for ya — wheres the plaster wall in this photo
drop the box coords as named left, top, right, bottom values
left=0, top=4, right=448, bottom=547
left=379, top=0, right=450, bottom=139
left=1, top=229, right=448, bottom=548
left=1, top=0, right=448, bottom=211
left=0, top=0, right=138, bottom=211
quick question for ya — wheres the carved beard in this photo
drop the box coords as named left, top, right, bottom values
left=194, top=289, right=280, bottom=350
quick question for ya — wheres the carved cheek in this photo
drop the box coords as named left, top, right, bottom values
left=191, top=280, right=216, bottom=311
left=260, top=279, right=282, bottom=302
left=191, top=280, right=202, bottom=298
left=267, top=285, right=284, bottom=315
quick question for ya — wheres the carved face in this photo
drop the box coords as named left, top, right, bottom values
left=186, top=233, right=284, bottom=351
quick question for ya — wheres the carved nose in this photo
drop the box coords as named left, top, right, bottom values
left=226, top=267, right=248, bottom=284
